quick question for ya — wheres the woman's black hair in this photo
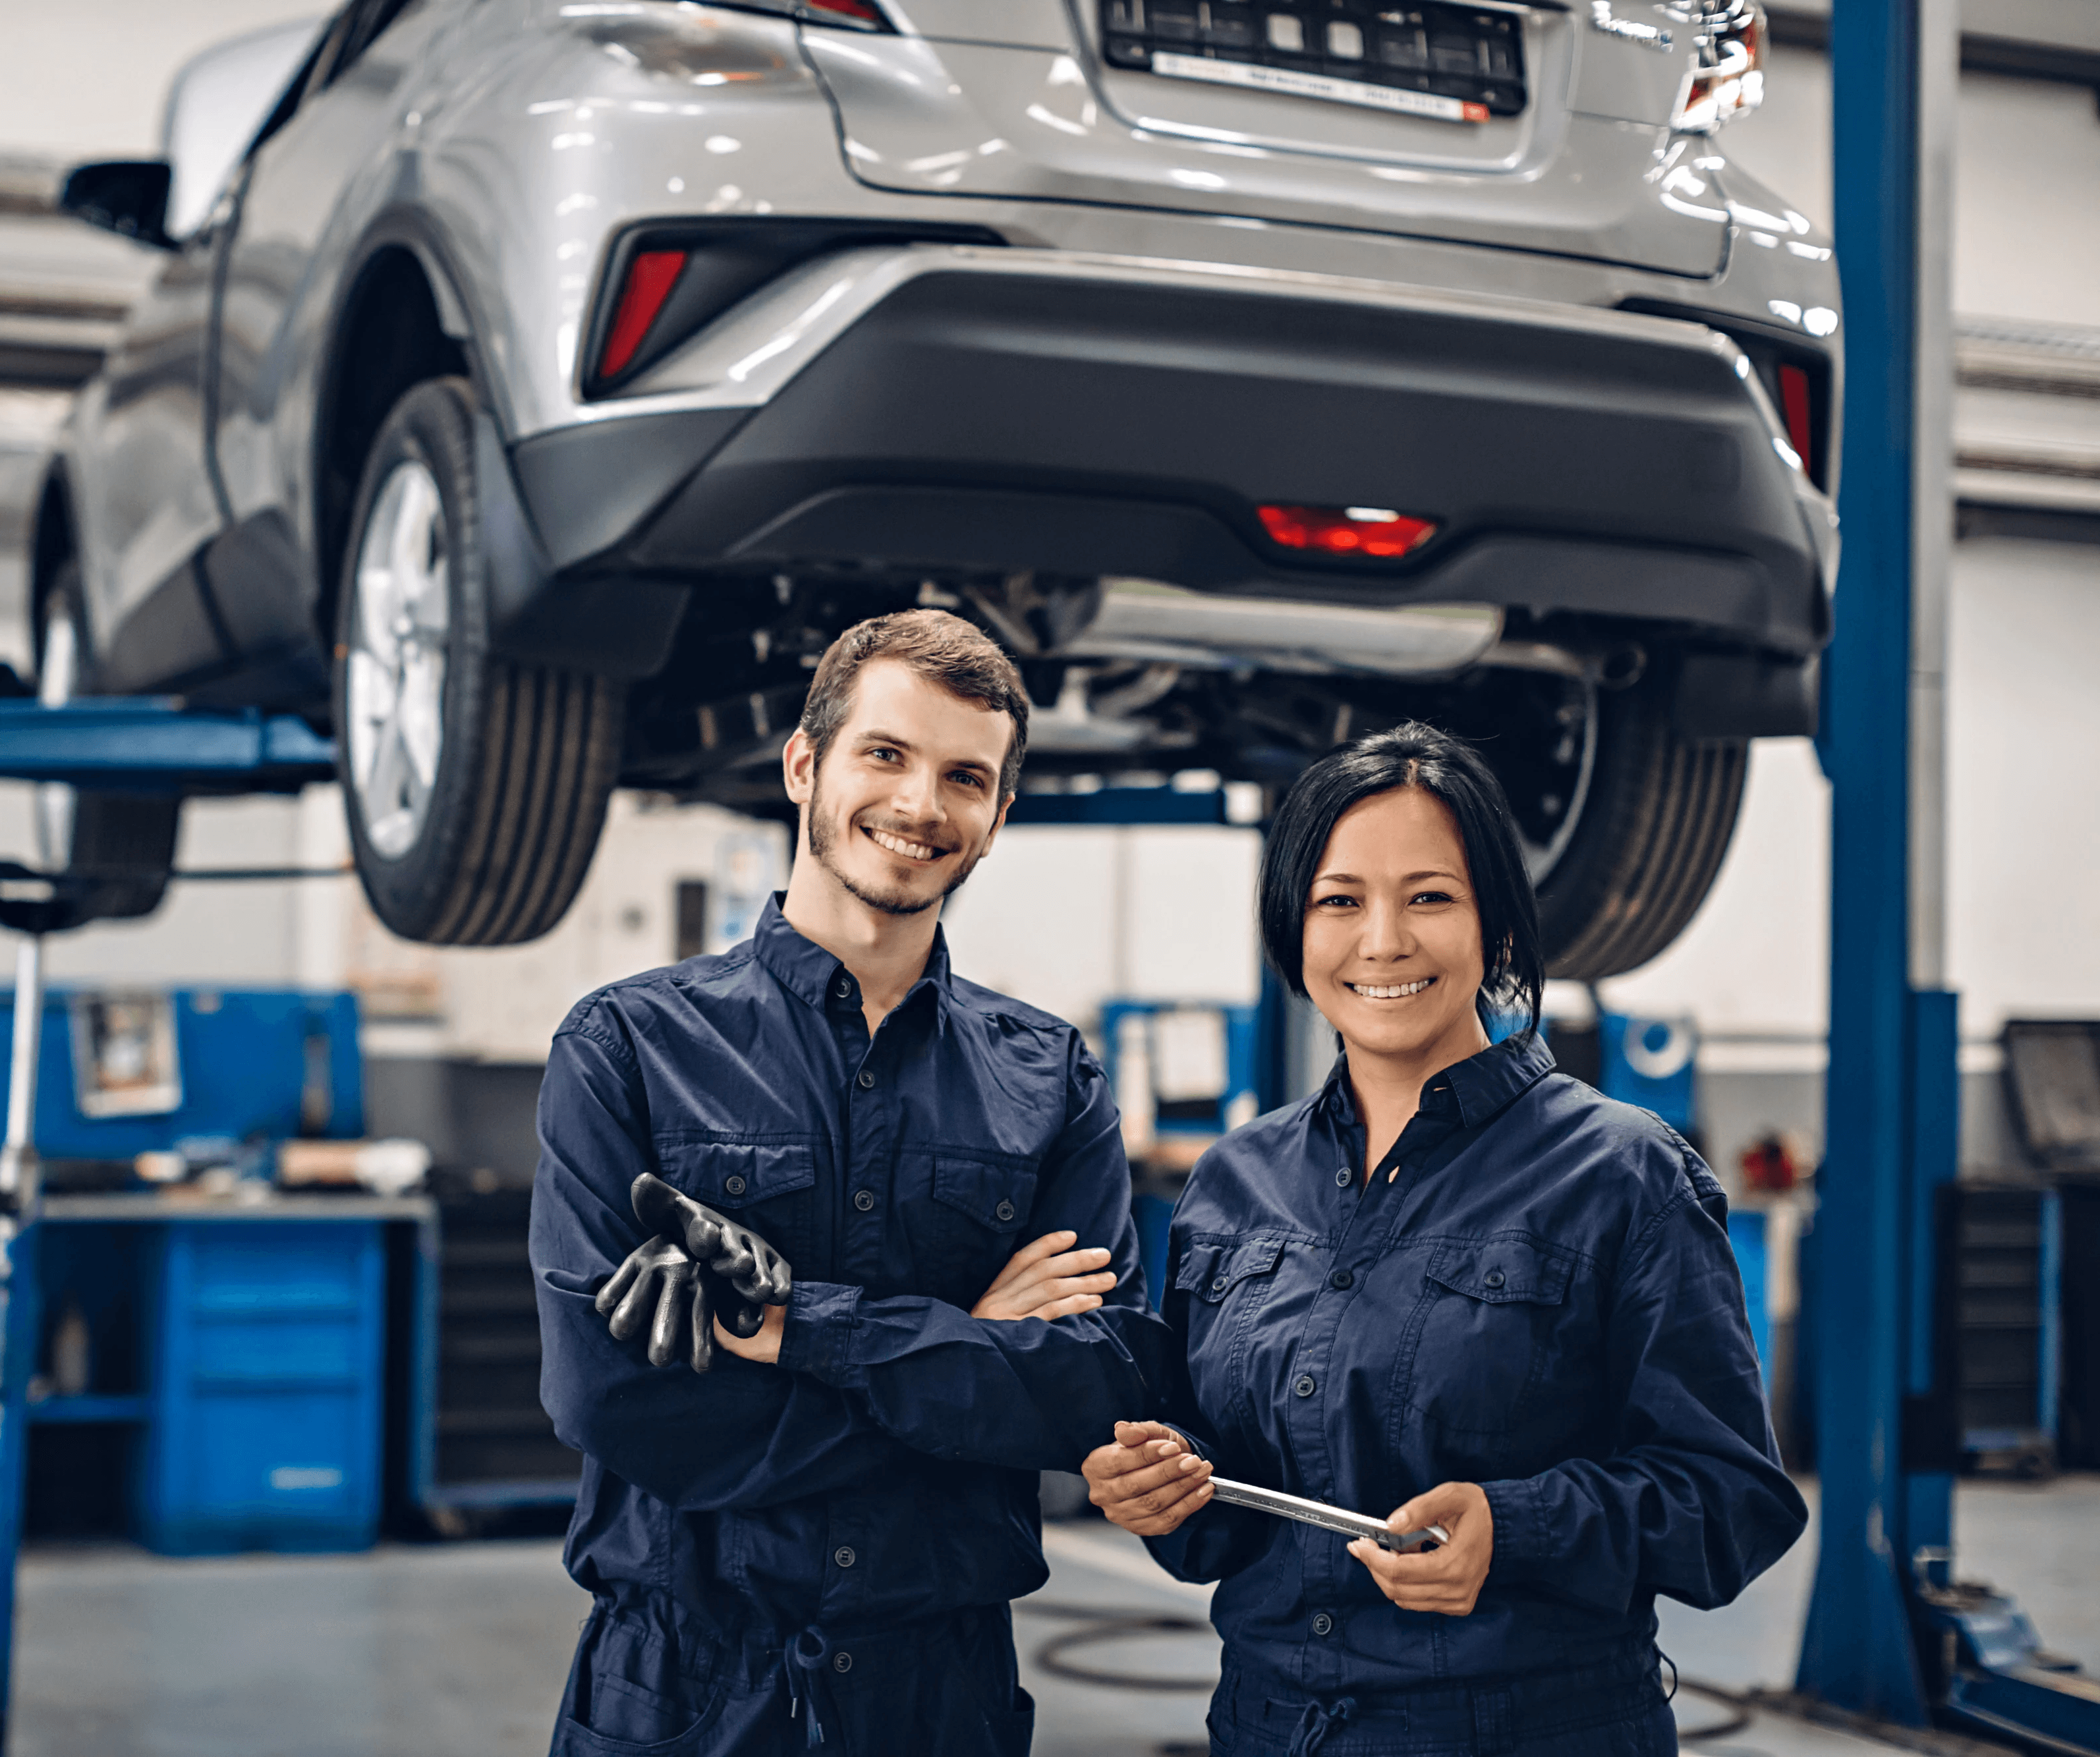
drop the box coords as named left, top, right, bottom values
left=1258, top=722, right=1545, bottom=1038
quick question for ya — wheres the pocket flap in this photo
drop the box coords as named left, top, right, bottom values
left=1425, top=1237, right=1570, bottom=1305
left=655, top=1140, right=816, bottom=1211
left=930, top=1156, right=1039, bottom=1232
left=1176, top=1237, right=1285, bottom=1302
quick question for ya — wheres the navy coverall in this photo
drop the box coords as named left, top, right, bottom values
left=531, top=899, right=1172, bottom=1756
left=1149, top=1034, right=1807, bottom=1757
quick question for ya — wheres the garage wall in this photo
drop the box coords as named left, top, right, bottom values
left=1724, top=44, right=2100, bottom=329
left=0, top=1, right=326, bottom=163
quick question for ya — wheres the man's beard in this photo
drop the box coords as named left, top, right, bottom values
left=805, top=777, right=984, bottom=916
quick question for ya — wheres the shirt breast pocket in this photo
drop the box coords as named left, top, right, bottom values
left=653, top=1138, right=818, bottom=1271
left=1176, top=1237, right=1286, bottom=1425
left=915, top=1154, right=1040, bottom=1306
left=1176, top=1238, right=1286, bottom=1310
left=1396, top=1235, right=1575, bottom=1468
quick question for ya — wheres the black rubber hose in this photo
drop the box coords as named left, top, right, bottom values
left=1017, top=1599, right=1754, bottom=1741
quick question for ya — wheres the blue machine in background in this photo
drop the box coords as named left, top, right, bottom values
left=1100, top=999, right=1261, bottom=1312
left=0, top=990, right=362, bottom=1165
left=1597, top=1013, right=1699, bottom=1134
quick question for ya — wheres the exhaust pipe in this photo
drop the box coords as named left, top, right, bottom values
left=1062, top=578, right=1503, bottom=677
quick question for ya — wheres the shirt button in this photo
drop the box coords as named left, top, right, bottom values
left=853, top=1190, right=875, bottom=1212
left=833, top=1652, right=853, bottom=1673
left=1294, top=1374, right=1316, bottom=1397
left=1211, top=1274, right=1228, bottom=1291
left=724, top=1175, right=747, bottom=1196
left=857, top=1069, right=875, bottom=1090
left=1485, top=1269, right=1506, bottom=1289
left=834, top=1546, right=856, bottom=1568
left=1330, top=1269, right=1353, bottom=1291
left=994, top=1200, right=1016, bottom=1223
left=834, top=976, right=853, bottom=999
left=1311, top=1612, right=1334, bottom=1636
left=1334, top=1167, right=1351, bottom=1188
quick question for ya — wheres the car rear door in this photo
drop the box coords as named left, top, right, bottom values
left=803, top=0, right=1727, bottom=277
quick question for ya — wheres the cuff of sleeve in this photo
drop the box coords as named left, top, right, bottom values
left=778, top=1281, right=865, bottom=1387
left=1480, top=1476, right=1543, bottom=1578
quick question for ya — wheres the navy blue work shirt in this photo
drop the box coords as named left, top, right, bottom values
left=1149, top=1033, right=1806, bottom=1694
left=530, top=897, right=1170, bottom=1638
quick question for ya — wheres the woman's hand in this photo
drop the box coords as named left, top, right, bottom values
left=971, top=1231, right=1116, bottom=1321
left=1081, top=1420, right=1214, bottom=1535
left=1348, top=1481, right=1494, bottom=1615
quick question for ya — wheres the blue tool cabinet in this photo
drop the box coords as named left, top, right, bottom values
left=143, top=1220, right=386, bottom=1553
left=26, top=1196, right=435, bottom=1555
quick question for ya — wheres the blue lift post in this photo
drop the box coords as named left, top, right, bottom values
left=0, top=699, right=336, bottom=1746
left=1796, top=0, right=1960, bottom=1723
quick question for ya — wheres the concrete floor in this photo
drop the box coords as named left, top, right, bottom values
left=12, top=1476, right=2097, bottom=1757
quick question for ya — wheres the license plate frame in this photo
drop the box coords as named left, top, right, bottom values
left=1100, top=1, right=1529, bottom=126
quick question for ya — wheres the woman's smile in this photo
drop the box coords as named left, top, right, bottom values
left=1348, top=977, right=1436, bottom=999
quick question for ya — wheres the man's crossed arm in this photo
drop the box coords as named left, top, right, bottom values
left=596, top=1169, right=1118, bottom=1370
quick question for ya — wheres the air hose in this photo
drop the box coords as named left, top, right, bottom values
left=1015, top=1601, right=1753, bottom=1741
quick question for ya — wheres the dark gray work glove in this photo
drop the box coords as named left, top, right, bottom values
left=595, top=1238, right=718, bottom=1373
left=594, top=1173, right=795, bottom=1372
left=630, top=1171, right=793, bottom=1316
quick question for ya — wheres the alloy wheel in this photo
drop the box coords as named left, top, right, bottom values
left=347, top=459, right=451, bottom=860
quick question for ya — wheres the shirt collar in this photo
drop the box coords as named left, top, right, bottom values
left=750, top=893, right=953, bottom=1016
left=1319, top=1029, right=1556, bottom=1131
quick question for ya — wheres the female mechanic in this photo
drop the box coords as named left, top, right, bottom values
left=1082, top=723, right=1805, bottom=1757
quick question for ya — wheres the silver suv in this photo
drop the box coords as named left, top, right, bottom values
left=35, top=0, right=1837, bottom=972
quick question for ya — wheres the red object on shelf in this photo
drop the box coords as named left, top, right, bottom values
left=1740, top=1132, right=1802, bottom=1192
left=1257, top=504, right=1437, bottom=559
left=598, top=249, right=687, bottom=379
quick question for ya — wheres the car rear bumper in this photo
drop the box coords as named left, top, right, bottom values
left=508, top=246, right=1837, bottom=664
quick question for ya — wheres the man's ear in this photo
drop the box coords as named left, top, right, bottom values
left=782, top=728, right=816, bottom=806
left=979, top=791, right=1015, bottom=860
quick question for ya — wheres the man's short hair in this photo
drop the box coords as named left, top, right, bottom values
left=800, top=609, right=1030, bottom=799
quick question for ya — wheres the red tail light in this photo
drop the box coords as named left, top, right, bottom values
left=805, top=0, right=888, bottom=20
left=598, top=249, right=687, bottom=380
left=1777, top=364, right=1813, bottom=472
left=1258, top=504, right=1437, bottom=559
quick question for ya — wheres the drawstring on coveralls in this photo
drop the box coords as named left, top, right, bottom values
left=1284, top=1693, right=1358, bottom=1756
left=787, top=1627, right=837, bottom=1748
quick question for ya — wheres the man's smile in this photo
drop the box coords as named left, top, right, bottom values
left=864, top=825, right=949, bottom=864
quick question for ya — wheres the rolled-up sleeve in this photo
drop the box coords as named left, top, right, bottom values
left=532, top=1022, right=911, bottom=1512
left=1479, top=1176, right=1808, bottom=1613
left=778, top=1044, right=1175, bottom=1472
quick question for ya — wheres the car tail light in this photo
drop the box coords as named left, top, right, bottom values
left=1777, top=364, right=1813, bottom=469
left=1258, top=505, right=1438, bottom=559
left=584, top=219, right=1006, bottom=396
left=1672, top=0, right=1765, bottom=132
left=803, top=0, right=888, bottom=22
left=598, top=249, right=687, bottom=379
left=711, top=0, right=893, bottom=27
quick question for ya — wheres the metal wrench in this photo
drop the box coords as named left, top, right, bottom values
left=1206, top=1476, right=1449, bottom=1553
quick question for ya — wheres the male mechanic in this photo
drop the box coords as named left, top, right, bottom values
left=531, top=609, right=1170, bottom=1756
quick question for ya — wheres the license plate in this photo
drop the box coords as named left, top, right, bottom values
left=1101, top=1, right=1527, bottom=125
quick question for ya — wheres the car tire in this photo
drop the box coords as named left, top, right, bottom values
left=1533, top=674, right=1747, bottom=982
left=335, top=377, right=623, bottom=946
left=34, top=563, right=180, bottom=924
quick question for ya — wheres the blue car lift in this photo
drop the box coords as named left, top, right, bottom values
left=0, top=698, right=333, bottom=1746
left=1802, top=2, right=2100, bottom=1750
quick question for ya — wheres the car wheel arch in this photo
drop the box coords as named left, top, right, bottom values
left=312, top=211, right=497, bottom=675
